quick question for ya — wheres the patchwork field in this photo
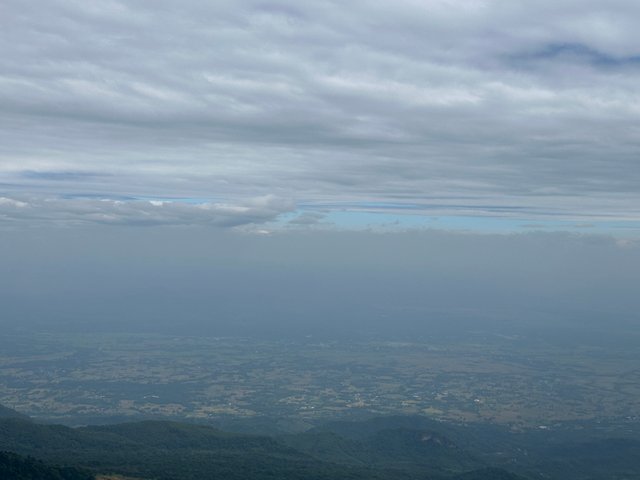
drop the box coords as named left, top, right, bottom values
left=1, top=327, right=639, bottom=433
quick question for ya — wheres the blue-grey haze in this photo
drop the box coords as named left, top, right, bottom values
left=2, top=227, right=638, bottom=338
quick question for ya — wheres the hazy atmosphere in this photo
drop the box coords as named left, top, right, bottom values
left=2, top=226, right=639, bottom=339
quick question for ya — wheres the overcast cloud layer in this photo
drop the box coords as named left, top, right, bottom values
left=1, top=0, right=640, bottom=229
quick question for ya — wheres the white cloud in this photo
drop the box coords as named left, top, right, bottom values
left=0, top=195, right=294, bottom=227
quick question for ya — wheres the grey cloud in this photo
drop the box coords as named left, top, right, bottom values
left=1, top=0, right=640, bottom=225
left=21, top=171, right=111, bottom=181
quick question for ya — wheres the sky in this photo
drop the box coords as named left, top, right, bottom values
left=1, top=0, right=640, bottom=234
left=1, top=1, right=640, bottom=337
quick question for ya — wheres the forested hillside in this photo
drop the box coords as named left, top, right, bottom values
left=0, top=451, right=92, bottom=480
left=2, top=405, right=638, bottom=480
left=0, top=410, right=522, bottom=480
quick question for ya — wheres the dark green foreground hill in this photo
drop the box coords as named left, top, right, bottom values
left=0, top=451, right=92, bottom=480
left=3, top=403, right=640, bottom=480
left=0, top=404, right=638, bottom=479
left=0, top=405, right=524, bottom=480
left=0, top=404, right=30, bottom=421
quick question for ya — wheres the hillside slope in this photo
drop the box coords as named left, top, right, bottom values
left=0, top=451, right=92, bottom=480
left=0, top=415, right=523, bottom=480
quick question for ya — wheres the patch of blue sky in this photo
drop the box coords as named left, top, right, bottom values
left=323, top=211, right=528, bottom=232
left=510, top=42, right=640, bottom=68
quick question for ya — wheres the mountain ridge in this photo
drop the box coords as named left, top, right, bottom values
left=0, top=412, right=525, bottom=480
